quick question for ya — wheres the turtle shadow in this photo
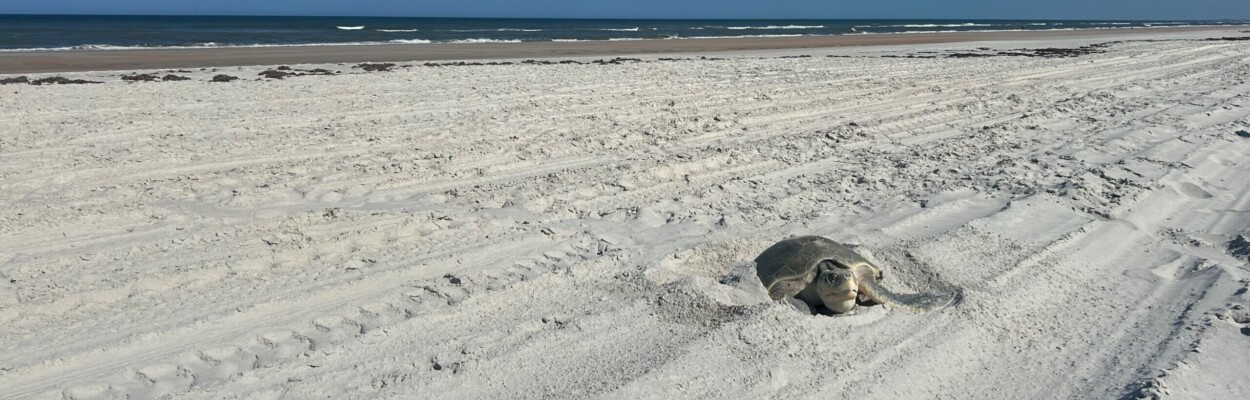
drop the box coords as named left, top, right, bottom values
left=810, top=299, right=889, bottom=317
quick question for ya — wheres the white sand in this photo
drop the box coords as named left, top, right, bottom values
left=2, top=30, right=1250, bottom=399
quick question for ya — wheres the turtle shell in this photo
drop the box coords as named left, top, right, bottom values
left=754, top=236, right=869, bottom=300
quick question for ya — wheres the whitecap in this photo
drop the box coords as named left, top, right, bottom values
left=448, top=38, right=523, bottom=44
left=727, top=25, right=824, bottom=30
left=448, top=28, right=542, bottom=32
left=887, top=23, right=996, bottom=28
left=680, top=34, right=807, bottom=39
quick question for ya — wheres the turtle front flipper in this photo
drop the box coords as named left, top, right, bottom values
left=858, top=276, right=957, bottom=313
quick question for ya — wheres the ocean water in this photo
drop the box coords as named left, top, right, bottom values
left=0, top=15, right=1244, bottom=51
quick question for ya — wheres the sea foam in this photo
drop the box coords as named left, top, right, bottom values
left=727, top=25, right=824, bottom=30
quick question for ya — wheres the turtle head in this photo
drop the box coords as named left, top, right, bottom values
left=815, top=266, right=859, bottom=314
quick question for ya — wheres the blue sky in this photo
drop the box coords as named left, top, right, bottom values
left=2, top=1, right=1247, bottom=20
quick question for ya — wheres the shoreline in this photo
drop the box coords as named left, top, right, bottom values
left=0, top=25, right=1247, bottom=74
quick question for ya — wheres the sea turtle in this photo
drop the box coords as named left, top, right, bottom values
left=755, top=236, right=956, bottom=314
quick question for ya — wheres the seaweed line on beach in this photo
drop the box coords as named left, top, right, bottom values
left=210, top=74, right=239, bottom=83
left=121, top=73, right=192, bottom=82
left=258, top=66, right=339, bottom=80
left=1, top=76, right=102, bottom=85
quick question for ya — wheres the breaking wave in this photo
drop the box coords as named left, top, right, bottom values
left=727, top=25, right=825, bottom=30
left=857, top=23, right=996, bottom=29
left=449, top=28, right=544, bottom=32
left=447, top=38, right=523, bottom=43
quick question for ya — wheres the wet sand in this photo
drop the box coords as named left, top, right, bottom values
left=0, top=25, right=1244, bottom=73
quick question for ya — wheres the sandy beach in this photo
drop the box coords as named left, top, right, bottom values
left=2, top=27, right=1250, bottom=399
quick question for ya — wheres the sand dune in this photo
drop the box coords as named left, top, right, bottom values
left=2, top=31, right=1250, bottom=399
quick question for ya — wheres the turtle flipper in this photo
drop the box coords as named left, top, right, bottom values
left=859, top=276, right=957, bottom=313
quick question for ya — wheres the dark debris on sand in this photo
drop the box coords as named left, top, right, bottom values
left=591, top=57, right=644, bottom=65
left=1, top=76, right=30, bottom=85
left=1235, top=130, right=1250, bottom=138
left=259, top=66, right=337, bottom=79
left=423, top=61, right=516, bottom=67
left=341, top=56, right=734, bottom=71
left=535, top=57, right=646, bottom=65
left=162, top=74, right=192, bottom=81
left=121, top=73, right=161, bottom=82
left=1205, top=37, right=1250, bottom=42
left=355, top=63, right=397, bottom=72
left=258, top=70, right=294, bottom=79
left=833, top=42, right=1118, bottom=60
left=945, top=53, right=995, bottom=58
left=947, top=44, right=1107, bottom=59
left=1229, top=235, right=1250, bottom=261
left=521, top=59, right=581, bottom=65
left=29, top=76, right=103, bottom=85
left=658, top=56, right=727, bottom=61
left=422, top=57, right=643, bottom=67
left=3, top=75, right=102, bottom=85
left=210, top=74, right=239, bottom=83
